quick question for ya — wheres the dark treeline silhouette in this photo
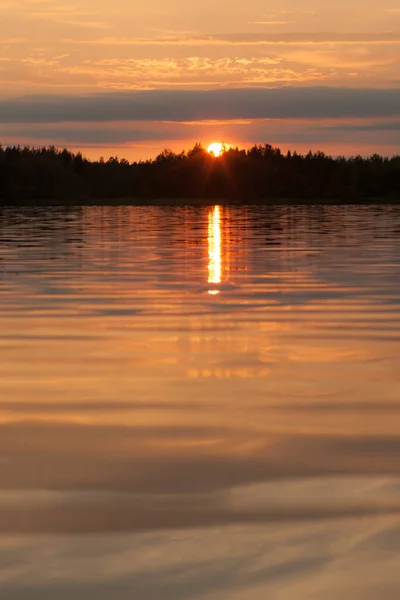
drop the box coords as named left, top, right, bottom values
left=1, top=142, right=400, bottom=202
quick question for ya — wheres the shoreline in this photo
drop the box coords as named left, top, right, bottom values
left=1, top=197, right=400, bottom=207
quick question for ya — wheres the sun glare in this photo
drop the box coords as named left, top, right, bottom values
left=207, top=142, right=224, bottom=157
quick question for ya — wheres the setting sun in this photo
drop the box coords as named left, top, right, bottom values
left=207, top=142, right=224, bottom=157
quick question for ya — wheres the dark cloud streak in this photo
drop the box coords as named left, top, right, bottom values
left=314, top=120, right=400, bottom=132
left=2, top=87, right=400, bottom=124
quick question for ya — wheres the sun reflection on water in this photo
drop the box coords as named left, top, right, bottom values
left=208, top=205, right=222, bottom=295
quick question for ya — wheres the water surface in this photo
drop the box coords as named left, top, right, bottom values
left=1, top=204, right=400, bottom=599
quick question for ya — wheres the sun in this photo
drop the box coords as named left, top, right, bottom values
left=207, top=142, right=224, bottom=157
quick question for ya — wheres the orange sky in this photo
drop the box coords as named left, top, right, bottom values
left=1, top=0, right=400, bottom=158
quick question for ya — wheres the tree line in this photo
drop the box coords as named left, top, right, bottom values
left=0, top=142, right=399, bottom=202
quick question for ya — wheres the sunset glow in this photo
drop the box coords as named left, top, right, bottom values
left=1, top=1, right=400, bottom=158
left=207, top=143, right=224, bottom=157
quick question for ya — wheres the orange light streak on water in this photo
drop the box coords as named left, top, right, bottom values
left=208, top=205, right=221, bottom=294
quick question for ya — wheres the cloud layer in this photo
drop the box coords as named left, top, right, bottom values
left=2, top=87, right=400, bottom=123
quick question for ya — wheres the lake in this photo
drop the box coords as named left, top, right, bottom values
left=1, top=203, right=400, bottom=599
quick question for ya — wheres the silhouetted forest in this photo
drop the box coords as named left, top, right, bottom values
left=1, top=143, right=400, bottom=202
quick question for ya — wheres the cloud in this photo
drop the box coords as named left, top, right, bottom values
left=0, top=37, right=25, bottom=44
left=3, top=116, right=400, bottom=149
left=314, top=120, right=400, bottom=132
left=71, top=32, right=400, bottom=46
left=248, top=21, right=296, bottom=26
left=0, top=55, right=332, bottom=90
left=1, top=87, right=400, bottom=124
left=0, top=124, right=186, bottom=144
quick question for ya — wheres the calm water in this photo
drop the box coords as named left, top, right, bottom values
left=1, top=204, right=400, bottom=599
